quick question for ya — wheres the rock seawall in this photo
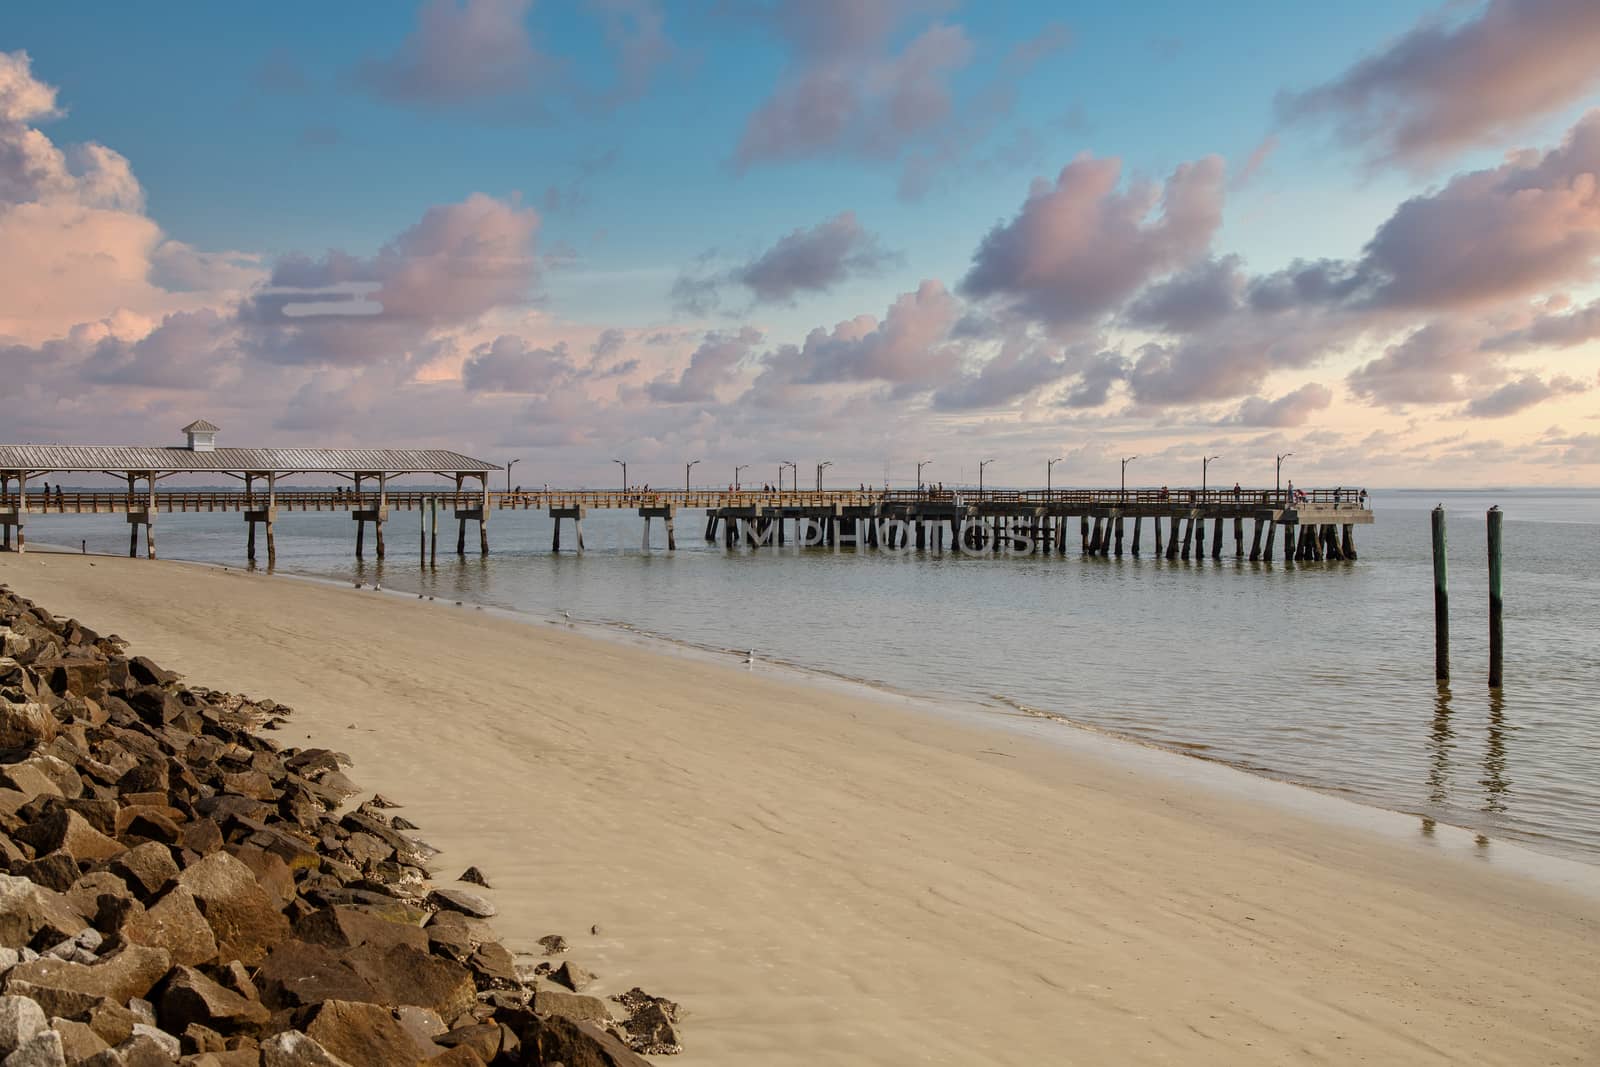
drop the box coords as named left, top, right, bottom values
left=0, top=583, right=680, bottom=1066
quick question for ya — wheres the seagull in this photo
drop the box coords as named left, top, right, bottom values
left=744, top=649, right=756, bottom=665
left=562, top=610, right=572, bottom=621
left=373, top=583, right=381, bottom=591
left=353, top=581, right=362, bottom=589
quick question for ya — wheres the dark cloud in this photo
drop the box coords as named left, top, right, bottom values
left=1463, top=373, right=1588, bottom=417
left=356, top=0, right=545, bottom=110
left=1346, top=320, right=1484, bottom=405
left=960, top=154, right=1225, bottom=327
left=1124, top=255, right=1245, bottom=333
left=1483, top=296, right=1600, bottom=351
left=1060, top=351, right=1130, bottom=408
left=1279, top=0, right=1600, bottom=168
left=931, top=338, right=1081, bottom=412
left=734, top=211, right=894, bottom=304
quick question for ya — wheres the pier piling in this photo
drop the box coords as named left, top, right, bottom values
left=1488, top=506, right=1503, bottom=688
left=1432, top=505, right=1449, bottom=681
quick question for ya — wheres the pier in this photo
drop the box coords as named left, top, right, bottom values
left=1, top=422, right=1373, bottom=563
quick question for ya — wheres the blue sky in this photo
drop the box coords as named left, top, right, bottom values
left=4, top=1, right=1600, bottom=486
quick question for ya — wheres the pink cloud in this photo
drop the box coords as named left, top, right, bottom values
left=1280, top=0, right=1600, bottom=167
left=960, top=154, right=1225, bottom=326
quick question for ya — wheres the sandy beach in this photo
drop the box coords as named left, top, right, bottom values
left=1, top=551, right=1595, bottom=1066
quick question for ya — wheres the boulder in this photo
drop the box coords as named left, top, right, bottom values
left=531, top=989, right=612, bottom=1026
left=15, top=759, right=82, bottom=802
left=178, top=819, right=222, bottom=858
left=179, top=1021, right=226, bottom=1053
left=1, top=944, right=171, bottom=1007
left=157, top=966, right=271, bottom=1035
left=429, top=1048, right=487, bottom=1067
left=219, top=846, right=293, bottom=906
left=550, top=960, right=596, bottom=992
left=255, top=940, right=379, bottom=1011
left=62, top=873, right=132, bottom=921
left=259, top=1030, right=356, bottom=1067
left=121, top=1024, right=181, bottom=1063
left=434, top=1023, right=501, bottom=1062
left=0, top=764, right=60, bottom=803
left=537, top=934, right=567, bottom=956
left=47, top=1017, right=109, bottom=1062
left=427, top=889, right=494, bottom=920
left=122, top=887, right=218, bottom=967
left=1, top=1028, right=65, bottom=1067
left=346, top=942, right=477, bottom=1021
left=0, top=703, right=58, bottom=750
left=174, top=852, right=289, bottom=965
left=125, top=658, right=175, bottom=688
left=0, top=995, right=47, bottom=1057
left=80, top=998, right=140, bottom=1046
left=525, top=1016, right=652, bottom=1067
left=303, top=999, right=434, bottom=1067
left=457, top=867, right=489, bottom=888
left=109, top=842, right=181, bottom=900
left=468, top=941, right=518, bottom=989
left=622, top=999, right=681, bottom=1055
left=293, top=906, right=428, bottom=954
left=10, top=855, right=78, bottom=894
left=119, top=809, right=182, bottom=846
left=15, top=809, right=123, bottom=864
left=0, top=875, right=86, bottom=949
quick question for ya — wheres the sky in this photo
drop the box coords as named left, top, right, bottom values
left=3, top=0, right=1600, bottom=489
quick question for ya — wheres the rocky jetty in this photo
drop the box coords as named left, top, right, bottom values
left=0, top=584, right=680, bottom=1065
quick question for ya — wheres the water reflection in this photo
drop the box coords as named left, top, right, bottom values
left=1482, top=687, right=1510, bottom=815
left=1427, top=683, right=1454, bottom=806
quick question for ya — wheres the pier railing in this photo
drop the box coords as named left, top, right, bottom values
left=881, top=487, right=1369, bottom=508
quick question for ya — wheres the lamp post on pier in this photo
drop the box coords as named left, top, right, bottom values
left=978, top=459, right=994, bottom=493
left=1276, top=452, right=1294, bottom=504
left=686, top=459, right=700, bottom=493
left=505, top=458, right=520, bottom=492
left=734, top=464, right=749, bottom=491
left=916, top=460, right=932, bottom=494
left=816, top=460, right=832, bottom=491
left=780, top=461, right=795, bottom=492
left=1047, top=456, right=1064, bottom=496
left=1121, top=455, right=1138, bottom=500
left=612, top=458, right=626, bottom=492
left=1202, top=454, right=1219, bottom=495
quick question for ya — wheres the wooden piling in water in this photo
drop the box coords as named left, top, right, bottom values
left=1432, top=505, right=1449, bottom=680
left=1234, top=517, right=1244, bottom=558
left=430, top=496, right=438, bottom=565
left=1488, top=506, right=1503, bottom=688
left=1131, top=515, right=1142, bottom=555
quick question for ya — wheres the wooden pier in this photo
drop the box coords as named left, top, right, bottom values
left=1, top=422, right=1373, bottom=565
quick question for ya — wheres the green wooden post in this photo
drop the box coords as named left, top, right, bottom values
left=1432, top=505, right=1449, bottom=681
left=1488, top=506, right=1503, bottom=688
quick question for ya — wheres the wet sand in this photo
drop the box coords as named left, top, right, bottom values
left=2, top=550, right=1596, bottom=1065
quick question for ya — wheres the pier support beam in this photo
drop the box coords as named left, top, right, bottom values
left=1341, top=523, right=1357, bottom=560
left=1264, top=519, right=1277, bottom=561
left=1249, top=518, right=1264, bottom=561
left=1131, top=516, right=1142, bottom=556
left=1233, top=517, right=1244, bottom=559
left=550, top=505, right=586, bottom=552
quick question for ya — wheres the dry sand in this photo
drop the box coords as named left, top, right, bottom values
left=2, top=551, right=1596, bottom=1065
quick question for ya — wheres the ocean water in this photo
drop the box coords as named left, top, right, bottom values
left=18, top=488, right=1600, bottom=866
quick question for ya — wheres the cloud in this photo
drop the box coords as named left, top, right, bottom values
left=756, top=280, right=961, bottom=389
left=239, top=193, right=541, bottom=365
left=462, top=336, right=576, bottom=393
left=1483, top=295, right=1600, bottom=350
left=1224, top=383, right=1334, bottom=427
left=931, top=337, right=1087, bottom=412
left=357, top=0, right=544, bottom=110
left=735, top=211, right=893, bottom=303
left=671, top=211, right=894, bottom=312
left=585, top=0, right=675, bottom=110
left=1463, top=373, right=1588, bottom=417
left=1061, top=351, right=1130, bottom=408
left=1124, top=255, right=1246, bottom=333
left=960, top=154, right=1225, bottom=327
left=1346, top=319, right=1488, bottom=405
left=647, top=327, right=762, bottom=402
left=1279, top=0, right=1600, bottom=168
left=733, top=2, right=972, bottom=170
left=1231, top=135, right=1277, bottom=189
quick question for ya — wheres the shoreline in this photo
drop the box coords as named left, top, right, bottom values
left=3, top=550, right=1597, bottom=1064
left=36, top=541, right=1598, bottom=893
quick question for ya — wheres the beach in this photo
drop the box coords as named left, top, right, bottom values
left=2, top=550, right=1596, bottom=1065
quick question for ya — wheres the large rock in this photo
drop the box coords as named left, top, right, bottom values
left=302, top=999, right=434, bottom=1067
left=254, top=940, right=379, bottom=1010
left=426, top=889, right=494, bottom=919
left=0, top=876, right=86, bottom=950
left=550, top=960, right=596, bottom=992
left=0, top=994, right=47, bottom=1057
left=532, top=989, right=612, bottom=1025
left=260, top=1030, right=356, bottom=1067
left=15, top=809, right=122, bottom=864
left=157, top=965, right=270, bottom=1035
left=0, top=703, right=58, bottom=750
left=1, top=944, right=171, bottom=1007
left=525, top=1015, right=652, bottom=1067
left=121, top=887, right=217, bottom=966
left=1, top=1028, right=65, bottom=1067
left=0, top=763, right=60, bottom=802
left=293, top=905, right=428, bottom=954
left=346, top=942, right=477, bottom=1021
left=47, top=1018, right=109, bottom=1062
left=108, top=842, right=180, bottom=900
left=173, top=852, right=289, bottom=965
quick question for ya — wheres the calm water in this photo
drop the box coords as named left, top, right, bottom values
left=20, top=488, right=1600, bottom=865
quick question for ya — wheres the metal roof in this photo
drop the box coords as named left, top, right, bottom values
left=0, top=444, right=499, bottom=474
left=181, top=419, right=221, bottom=433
